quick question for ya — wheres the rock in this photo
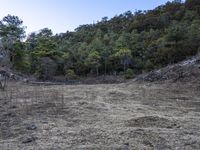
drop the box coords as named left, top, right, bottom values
left=10, top=105, right=17, bottom=109
left=3, top=112, right=16, bottom=117
left=124, top=142, right=129, bottom=146
left=121, top=142, right=130, bottom=150
left=25, top=123, right=37, bottom=130
left=23, top=78, right=29, bottom=83
left=22, top=136, right=37, bottom=144
left=136, top=55, right=200, bottom=83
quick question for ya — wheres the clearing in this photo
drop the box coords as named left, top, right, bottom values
left=0, top=81, right=200, bottom=149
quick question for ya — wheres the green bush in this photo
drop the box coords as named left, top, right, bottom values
left=65, top=69, right=77, bottom=80
left=144, top=60, right=154, bottom=71
left=124, top=68, right=134, bottom=79
left=36, top=57, right=58, bottom=80
left=16, top=60, right=31, bottom=73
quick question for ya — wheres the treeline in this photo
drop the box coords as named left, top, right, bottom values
left=1, top=0, right=200, bottom=80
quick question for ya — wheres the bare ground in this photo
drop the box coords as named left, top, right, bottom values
left=0, top=81, right=200, bottom=150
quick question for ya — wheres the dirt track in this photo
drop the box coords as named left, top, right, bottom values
left=0, top=81, right=200, bottom=150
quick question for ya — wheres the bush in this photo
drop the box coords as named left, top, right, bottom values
left=144, top=60, right=154, bottom=71
left=36, top=57, right=58, bottom=80
left=65, top=69, right=77, bottom=80
left=124, top=68, right=135, bottom=79
left=15, top=60, right=31, bottom=73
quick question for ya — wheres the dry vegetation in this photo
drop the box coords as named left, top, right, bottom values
left=0, top=81, right=200, bottom=149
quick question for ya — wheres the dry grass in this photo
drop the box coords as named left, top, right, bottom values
left=0, top=81, right=200, bottom=149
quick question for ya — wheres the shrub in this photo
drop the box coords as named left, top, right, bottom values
left=65, top=69, right=77, bottom=80
left=15, top=59, right=31, bottom=73
left=36, top=57, right=57, bottom=80
left=144, top=60, right=154, bottom=71
left=124, top=68, right=135, bottom=79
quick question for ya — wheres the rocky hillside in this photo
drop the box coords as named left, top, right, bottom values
left=136, top=55, right=200, bottom=83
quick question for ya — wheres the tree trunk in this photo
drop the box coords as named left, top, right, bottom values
left=96, top=67, right=99, bottom=76
left=0, top=73, right=7, bottom=91
left=175, top=39, right=178, bottom=49
left=104, top=63, right=107, bottom=75
left=124, top=62, right=126, bottom=73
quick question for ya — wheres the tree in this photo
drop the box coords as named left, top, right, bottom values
left=115, top=32, right=131, bottom=49
left=114, top=48, right=132, bottom=72
left=185, top=0, right=200, bottom=14
left=38, top=28, right=53, bottom=37
left=184, top=20, right=200, bottom=55
left=28, top=29, right=59, bottom=75
left=12, top=41, right=30, bottom=72
left=165, top=22, right=187, bottom=48
left=26, top=32, right=38, bottom=50
left=36, top=57, right=57, bottom=80
left=85, top=51, right=101, bottom=76
left=0, top=15, right=26, bottom=39
left=89, top=37, right=104, bottom=52
left=0, top=15, right=26, bottom=66
left=7, top=0, right=200, bottom=78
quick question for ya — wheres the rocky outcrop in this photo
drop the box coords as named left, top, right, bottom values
left=136, top=55, right=200, bottom=82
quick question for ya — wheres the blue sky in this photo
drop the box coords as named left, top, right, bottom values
left=0, top=0, right=173, bottom=35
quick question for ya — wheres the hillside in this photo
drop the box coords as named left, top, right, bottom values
left=0, top=0, right=200, bottom=80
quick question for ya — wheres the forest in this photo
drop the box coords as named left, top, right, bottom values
left=0, top=0, right=200, bottom=80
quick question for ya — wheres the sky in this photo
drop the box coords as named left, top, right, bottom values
left=0, top=0, right=174, bottom=35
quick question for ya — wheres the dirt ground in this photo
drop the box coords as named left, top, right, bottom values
left=0, top=81, right=200, bottom=150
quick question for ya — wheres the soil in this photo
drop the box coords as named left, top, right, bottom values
left=0, top=81, right=200, bottom=149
